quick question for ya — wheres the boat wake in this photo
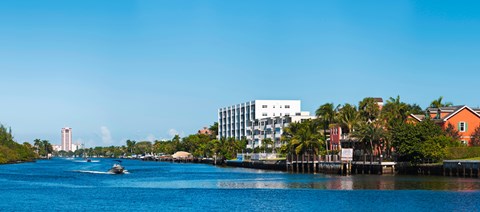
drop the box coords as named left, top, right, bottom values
left=73, top=170, right=113, bottom=174
left=73, top=160, right=100, bottom=163
left=73, top=170, right=130, bottom=175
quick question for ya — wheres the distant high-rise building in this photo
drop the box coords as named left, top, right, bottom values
left=61, top=127, right=72, bottom=151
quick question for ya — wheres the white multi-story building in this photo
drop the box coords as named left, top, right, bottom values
left=218, top=100, right=314, bottom=149
left=52, top=144, right=62, bottom=152
left=61, top=127, right=72, bottom=151
left=253, top=112, right=315, bottom=149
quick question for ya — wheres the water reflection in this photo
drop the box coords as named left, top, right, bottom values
left=2, top=158, right=480, bottom=192
left=217, top=174, right=480, bottom=191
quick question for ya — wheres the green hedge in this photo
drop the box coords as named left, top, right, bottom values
left=445, top=147, right=480, bottom=159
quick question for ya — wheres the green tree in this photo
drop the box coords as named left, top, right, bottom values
left=406, top=103, right=424, bottom=115
left=316, top=103, right=338, bottom=154
left=209, top=122, right=219, bottom=139
left=0, top=125, right=36, bottom=163
left=382, top=95, right=409, bottom=129
left=261, top=138, right=273, bottom=153
left=430, top=96, right=453, bottom=108
left=391, top=120, right=450, bottom=164
left=126, top=139, right=136, bottom=155
left=445, top=123, right=461, bottom=141
left=34, top=139, right=42, bottom=155
left=358, top=97, right=381, bottom=123
left=337, top=103, right=359, bottom=134
left=351, top=122, right=386, bottom=164
left=134, top=141, right=153, bottom=155
left=281, top=120, right=324, bottom=156
left=42, top=140, right=53, bottom=155
left=471, top=126, right=480, bottom=146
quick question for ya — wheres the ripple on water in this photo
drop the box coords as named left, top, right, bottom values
left=1, top=158, right=480, bottom=211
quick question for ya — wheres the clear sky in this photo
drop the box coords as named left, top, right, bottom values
left=0, top=0, right=479, bottom=147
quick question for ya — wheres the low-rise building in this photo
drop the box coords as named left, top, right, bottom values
left=408, top=105, right=480, bottom=146
left=198, top=127, right=212, bottom=135
left=428, top=105, right=480, bottom=145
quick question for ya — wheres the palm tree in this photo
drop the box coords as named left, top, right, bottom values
left=261, top=138, right=274, bottom=153
left=281, top=122, right=300, bottom=155
left=209, top=122, right=219, bottom=139
left=126, top=140, right=136, bottom=155
left=358, top=97, right=380, bottom=123
left=316, top=103, right=339, bottom=155
left=337, top=103, right=359, bottom=133
left=40, top=140, right=52, bottom=157
left=430, top=96, right=453, bottom=108
left=337, top=103, right=360, bottom=148
left=351, top=123, right=386, bottom=165
left=382, top=95, right=409, bottom=129
left=33, top=139, right=42, bottom=155
left=282, top=120, right=324, bottom=155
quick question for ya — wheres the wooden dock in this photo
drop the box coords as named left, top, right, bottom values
left=286, top=154, right=396, bottom=175
left=443, top=160, right=480, bottom=177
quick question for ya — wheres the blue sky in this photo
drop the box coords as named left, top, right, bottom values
left=0, top=0, right=479, bottom=147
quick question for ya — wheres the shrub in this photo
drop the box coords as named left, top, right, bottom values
left=445, top=147, right=480, bottom=159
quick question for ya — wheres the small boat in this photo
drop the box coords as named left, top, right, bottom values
left=108, top=160, right=125, bottom=174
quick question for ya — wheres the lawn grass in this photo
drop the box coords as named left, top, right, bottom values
left=458, top=157, right=480, bottom=161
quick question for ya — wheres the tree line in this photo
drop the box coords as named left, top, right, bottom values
left=58, top=126, right=247, bottom=161
left=280, top=96, right=472, bottom=165
left=46, top=96, right=480, bottom=164
left=0, top=125, right=36, bottom=164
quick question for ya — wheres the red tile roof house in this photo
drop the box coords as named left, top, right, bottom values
left=198, top=127, right=213, bottom=135
left=413, top=105, right=480, bottom=146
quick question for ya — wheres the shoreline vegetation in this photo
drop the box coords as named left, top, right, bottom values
left=2, top=96, right=480, bottom=171
left=57, top=96, right=480, bottom=171
left=0, top=125, right=36, bottom=164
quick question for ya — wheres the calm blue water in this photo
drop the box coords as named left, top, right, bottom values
left=1, top=158, right=479, bottom=211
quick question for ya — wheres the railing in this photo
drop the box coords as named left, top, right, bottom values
left=286, top=154, right=341, bottom=162
left=236, top=153, right=280, bottom=161
left=340, top=134, right=351, bottom=140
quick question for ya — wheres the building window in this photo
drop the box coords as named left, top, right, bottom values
left=262, top=113, right=267, bottom=116
left=262, top=105, right=267, bottom=108
left=285, top=105, right=290, bottom=108
left=459, top=122, right=467, bottom=132
left=285, top=113, right=290, bottom=116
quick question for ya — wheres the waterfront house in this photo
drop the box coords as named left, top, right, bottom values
left=328, top=97, right=384, bottom=150
left=329, top=124, right=343, bottom=150
left=406, top=114, right=425, bottom=124
left=198, top=127, right=213, bottom=135
left=427, top=105, right=480, bottom=146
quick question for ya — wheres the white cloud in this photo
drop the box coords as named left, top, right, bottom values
left=168, top=129, right=179, bottom=137
left=100, top=126, right=113, bottom=145
left=74, top=138, right=96, bottom=148
left=73, top=138, right=84, bottom=147
left=146, top=134, right=156, bottom=142
left=167, top=129, right=185, bottom=139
